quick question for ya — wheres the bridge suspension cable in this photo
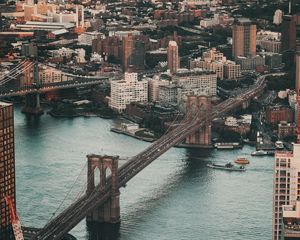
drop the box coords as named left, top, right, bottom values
left=39, top=161, right=107, bottom=236
left=0, top=61, right=27, bottom=80
left=48, top=162, right=88, bottom=222
left=0, top=61, right=29, bottom=79
left=0, top=61, right=35, bottom=86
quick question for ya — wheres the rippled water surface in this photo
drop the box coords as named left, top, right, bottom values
left=14, top=106, right=273, bottom=240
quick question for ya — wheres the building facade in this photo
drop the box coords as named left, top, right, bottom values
left=232, top=18, right=256, bottom=59
left=281, top=15, right=297, bottom=52
left=39, top=66, right=65, bottom=84
left=109, top=73, right=148, bottom=113
left=167, top=41, right=179, bottom=74
left=0, top=103, right=15, bottom=239
left=223, top=61, right=241, bottom=80
left=173, top=69, right=217, bottom=97
left=266, top=106, right=294, bottom=126
left=122, top=33, right=145, bottom=72
left=148, top=78, right=170, bottom=102
left=273, top=144, right=300, bottom=240
left=281, top=200, right=300, bottom=239
left=190, top=48, right=241, bottom=80
left=235, top=56, right=265, bottom=71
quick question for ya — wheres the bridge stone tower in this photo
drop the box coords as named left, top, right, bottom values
left=185, top=95, right=212, bottom=146
left=86, top=154, right=120, bottom=223
left=22, top=62, right=44, bottom=115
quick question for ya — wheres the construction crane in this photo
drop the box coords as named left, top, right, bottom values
left=4, top=196, right=24, bottom=240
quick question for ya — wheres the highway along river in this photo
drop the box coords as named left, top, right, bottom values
left=15, top=106, right=272, bottom=240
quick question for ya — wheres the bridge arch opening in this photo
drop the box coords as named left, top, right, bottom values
left=105, top=167, right=112, bottom=185
left=94, top=166, right=101, bottom=186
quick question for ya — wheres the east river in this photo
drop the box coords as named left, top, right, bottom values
left=14, top=105, right=273, bottom=240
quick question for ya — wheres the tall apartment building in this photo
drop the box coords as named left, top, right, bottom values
left=273, top=52, right=300, bottom=239
left=167, top=41, right=179, bottom=74
left=273, top=144, right=300, bottom=240
left=122, top=33, right=145, bottom=72
left=232, top=18, right=256, bottom=59
left=109, top=73, right=148, bottom=113
left=0, top=103, right=15, bottom=239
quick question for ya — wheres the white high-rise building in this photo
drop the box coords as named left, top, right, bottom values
left=273, top=9, right=283, bottom=25
left=273, top=144, right=300, bottom=240
left=109, top=73, right=148, bottom=113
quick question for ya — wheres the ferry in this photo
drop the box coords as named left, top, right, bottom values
left=275, top=141, right=284, bottom=150
left=234, top=157, right=250, bottom=165
left=206, top=162, right=246, bottom=172
left=214, top=142, right=241, bottom=149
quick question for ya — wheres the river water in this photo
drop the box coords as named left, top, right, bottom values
left=14, top=106, right=273, bottom=240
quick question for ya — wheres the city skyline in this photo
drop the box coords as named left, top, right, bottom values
left=0, top=0, right=300, bottom=239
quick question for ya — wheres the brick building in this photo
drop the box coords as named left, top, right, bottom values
left=266, top=106, right=294, bottom=126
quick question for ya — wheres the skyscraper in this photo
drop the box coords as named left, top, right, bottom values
left=273, top=144, right=300, bottom=240
left=0, top=103, right=15, bottom=239
left=167, top=41, right=179, bottom=74
left=122, top=33, right=145, bottom=72
left=296, top=15, right=300, bottom=52
left=232, top=18, right=256, bottom=59
left=122, top=33, right=134, bottom=72
left=273, top=48, right=300, bottom=240
left=296, top=53, right=300, bottom=95
left=281, top=15, right=296, bottom=52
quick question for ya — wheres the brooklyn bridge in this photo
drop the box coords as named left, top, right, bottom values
left=26, top=73, right=269, bottom=240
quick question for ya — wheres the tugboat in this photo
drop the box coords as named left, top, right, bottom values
left=206, top=162, right=246, bottom=172
left=234, top=157, right=250, bottom=165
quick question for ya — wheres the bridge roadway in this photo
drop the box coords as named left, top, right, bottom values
left=0, top=78, right=108, bottom=97
left=32, top=75, right=267, bottom=240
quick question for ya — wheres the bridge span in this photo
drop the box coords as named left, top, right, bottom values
left=32, top=75, right=267, bottom=240
left=0, top=61, right=109, bottom=114
left=0, top=78, right=108, bottom=97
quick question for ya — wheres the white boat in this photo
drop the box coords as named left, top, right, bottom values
left=251, top=150, right=268, bottom=156
left=275, top=141, right=284, bottom=150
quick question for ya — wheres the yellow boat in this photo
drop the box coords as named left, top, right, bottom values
left=234, top=158, right=250, bottom=165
